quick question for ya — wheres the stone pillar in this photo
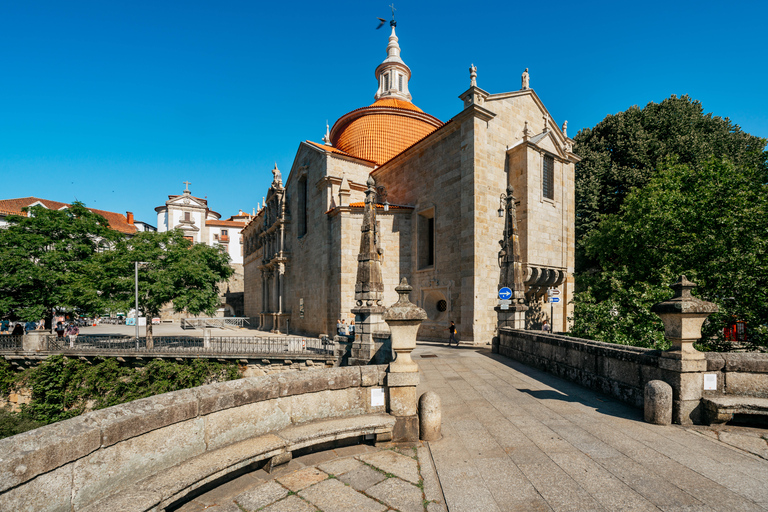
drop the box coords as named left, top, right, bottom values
left=350, top=176, right=387, bottom=366
left=651, top=276, right=718, bottom=425
left=384, top=278, right=427, bottom=443
left=493, top=185, right=528, bottom=353
left=419, top=391, right=442, bottom=441
left=644, top=380, right=672, bottom=425
left=23, top=332, right=48, bottom=352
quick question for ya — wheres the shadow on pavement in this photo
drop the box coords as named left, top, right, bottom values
left=479, top=348, right=643, bottom=422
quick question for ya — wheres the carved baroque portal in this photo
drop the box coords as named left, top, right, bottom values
left=255, top=179, right=289, bottom=333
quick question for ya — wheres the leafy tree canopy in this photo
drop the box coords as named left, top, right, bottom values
left=574, top=94, right=767, bottom=270
left=95, top=230, right=234, bottom=339
left=0, top=202, right=120, bottom=323
left=571, top=158, right=768, bottom=348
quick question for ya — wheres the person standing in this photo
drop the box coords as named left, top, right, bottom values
left=11, top=323, right=23, bottom=336
left=542, top=320, right=550, bottom=332
left=349, top=319, right=355, bottom=338
left=336, top=319, right=342, bottom=336
left=447, top=321, right=458, bottom=346
left=67, top=323, right=79, bottom=348
left=55, top=321, right=66, bottom=339
left=340, top=319, right=348, bottom=336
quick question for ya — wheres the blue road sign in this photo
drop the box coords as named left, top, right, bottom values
left=550, top=297, right=560, bottom=303
left=498, top=287, right=512, bottom=300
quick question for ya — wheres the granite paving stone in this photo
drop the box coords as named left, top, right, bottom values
left=366, top=476, right=424, bottom=512
left=260, top=495, right=318, bottom=512
left=234, top=481, right=289, bottom=511
left=298, top=478, right=387, bottom=512
left=337, top=463, right=387, bottom=491
left=275, top=467, right=328, bottom=492
left=359, top=449, right=421, bottom=484
left=317, top=456, right=365, bottom=477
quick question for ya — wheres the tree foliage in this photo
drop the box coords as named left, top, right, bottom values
left=0, top=202, right=120, bottom=324
left=571, top=158, right=768, bottom=348
left=573, top=95, right=767, bottom=270
left=95, top=230, right=234, bottom=339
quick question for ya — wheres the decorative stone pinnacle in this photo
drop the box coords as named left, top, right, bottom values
left=469, top=63, right=477, bottom=87
left=521, top=68, right=529, bottom=90
left=651, top=275, right=717, bottom=314
left=384, top=278, right=427, bottom=321
left=562, top=120, right=568, bottom=138
left=322, top=120, right=331, bottom=145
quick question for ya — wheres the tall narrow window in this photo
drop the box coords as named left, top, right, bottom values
left=398, top=74, right=403, bottom=92
left=417, top=208, right=435, bottom=269
left=298, top=176, right=308, bottom=237
left=384, top=73, right=389, bottom=91
left=543, top=155, right=554, bottom=200
left=184, top=212, right=191, bottom=222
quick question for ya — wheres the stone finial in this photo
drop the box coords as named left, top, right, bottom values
left=523, top=120, right=531, bottom=141
left=521, top=68, right=529, bottom=90
left=543, top=114, right=549, bottom=132
left=469, top=63, right=477, bottom=87
left=385, top=278, right=428, bottom=320
left=651, top=275, right=718, bottom=358
left=338, top=174, right=350, bottom=206
left=322, top=120, right=332, bottom=146
left=271, top=163, right=283, bottom=188
left=562, top=120, right=568, bottom=138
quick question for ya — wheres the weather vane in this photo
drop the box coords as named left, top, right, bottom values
left=377, top=4, right=397, bottom=29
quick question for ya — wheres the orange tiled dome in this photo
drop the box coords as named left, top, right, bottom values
left=330, top=99, right=442, bottom=165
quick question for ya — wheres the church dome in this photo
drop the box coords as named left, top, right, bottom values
left=330, top=98, right=442, bottom=165
left=327, top=21, right=443, bottom=166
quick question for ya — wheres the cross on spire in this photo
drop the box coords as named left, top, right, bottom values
left=183, top=181, right=191, bottom=192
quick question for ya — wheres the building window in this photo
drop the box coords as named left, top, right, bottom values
left=184, top=212, right=191, bottom=222
left=221, top=229, right=228, bottom=236
left=298, top=176, right=308, bottom=237
left=543, top=154, right=554, bottom=200
left=417, top=208, right=435, bottom=269
left=384, top=73, right=389, bottom=91
left=398, top=74, right=403, bottom=92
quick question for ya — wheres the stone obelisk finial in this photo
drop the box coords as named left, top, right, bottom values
left=349, top=175, right=387, bottom=365
left=493, top=185, right=528, bottom=340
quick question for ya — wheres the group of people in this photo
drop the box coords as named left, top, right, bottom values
left=0, top=320, right=80, bottom=346
left=336, top=318, right=355, bottom=338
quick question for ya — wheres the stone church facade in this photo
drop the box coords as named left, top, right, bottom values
left=243, top=21, right=578, bottom=344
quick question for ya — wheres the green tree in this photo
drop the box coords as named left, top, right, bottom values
left=574, top=95, right=767, bottom=270
left=572, top=158, right=768, bottom=348
left=96, top=230, right=233, bottom=344
left=0, top=202, right=120, bottom=326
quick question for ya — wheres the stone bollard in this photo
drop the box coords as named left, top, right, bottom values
left=419, top=391, right=442, bottom=441
left=644, top=380, right=672, bottom=425
left=384, top=278, right=427, bottom=443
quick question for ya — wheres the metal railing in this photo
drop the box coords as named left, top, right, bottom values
left=0, top=335, right=23, bottom=350
left=180, top=317, right=251, bottom=330
left=41, top=334, right=332, bottom=356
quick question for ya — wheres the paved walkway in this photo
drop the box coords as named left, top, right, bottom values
left=172, top=342, right=768, bottom=511
left=416, top=343, right=768, bottom=511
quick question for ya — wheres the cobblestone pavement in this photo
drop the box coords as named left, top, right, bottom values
left=415, top=342, right=768, bottom=511
left=173, top=443, right=446, bottom=512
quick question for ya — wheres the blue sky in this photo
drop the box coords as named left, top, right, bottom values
left=2, top=0, right=766, bottom=224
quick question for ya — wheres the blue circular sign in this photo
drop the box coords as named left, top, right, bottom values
left=498, top=287, right=512, bottom=300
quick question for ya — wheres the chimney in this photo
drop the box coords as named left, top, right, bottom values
left=126, top=211, right=134, bottom=225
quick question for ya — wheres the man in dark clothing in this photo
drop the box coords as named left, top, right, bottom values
left=55, top=321, right=66, bottom=338
left=11, top=323, right=24, bottom=336
left=447, top=321, right=458, bottom=346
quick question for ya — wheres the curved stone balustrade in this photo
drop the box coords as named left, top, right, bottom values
left=0, top=365, right=391, bottom=511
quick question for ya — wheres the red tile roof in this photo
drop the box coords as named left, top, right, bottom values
left=0, top=197, right=137, bottom=234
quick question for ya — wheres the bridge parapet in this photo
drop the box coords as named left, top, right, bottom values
left=0, top=365, right=391, bottom=511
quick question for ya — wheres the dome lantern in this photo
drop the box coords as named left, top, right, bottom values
left=374, top=23, right=412, bottom=102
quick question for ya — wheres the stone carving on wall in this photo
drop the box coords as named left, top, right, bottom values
left=523, top=266, right=566, bottom=300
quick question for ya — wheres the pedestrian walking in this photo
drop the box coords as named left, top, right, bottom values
left=55, top=321, right=65, bottom=338
left=447, top=321, right=458, bottom=346
left=67, top=323, right=79, bottom=348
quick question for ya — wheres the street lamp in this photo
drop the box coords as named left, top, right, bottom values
left=134, top=261, right=149, bottom=342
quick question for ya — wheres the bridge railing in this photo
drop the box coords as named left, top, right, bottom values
left=180, top=317, right=251, bottom=330
left=11, top=334, right=332, bottom=356
left=0, top=335, right=23, bottom=350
